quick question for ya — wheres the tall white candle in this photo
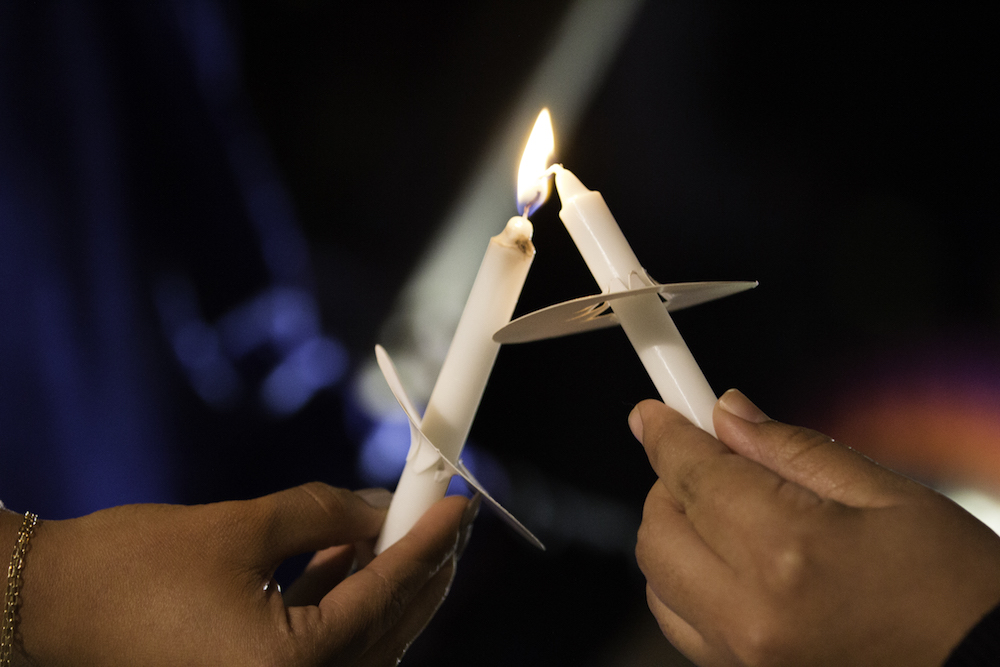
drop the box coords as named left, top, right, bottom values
left=552, top=165, right=718, bottom=435
left=375, top=111, right=553, bottom=552
left=375, top=217, right=535, bottom=551
left=422, top=219, right=535, bottom=461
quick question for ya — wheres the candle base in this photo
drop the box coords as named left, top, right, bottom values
left=371, top=345, right=544, bottom=552
left=375, top=458, right=452, bottom=553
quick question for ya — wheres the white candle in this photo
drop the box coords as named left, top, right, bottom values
left=552, top=164, right=718, bottom=435
left=375, top=110, right=552, bottom=552
left=374, top=218, right=534, bottom=552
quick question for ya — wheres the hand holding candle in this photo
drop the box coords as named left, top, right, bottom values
left=630, top=393, right=1000, bottom=666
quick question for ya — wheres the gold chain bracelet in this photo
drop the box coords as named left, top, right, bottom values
left=1, top=512, right=38, bottom=667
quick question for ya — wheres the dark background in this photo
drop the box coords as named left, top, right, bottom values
left=2, top=2, right=997, bottom=665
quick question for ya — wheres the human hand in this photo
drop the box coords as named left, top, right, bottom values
left=630, top=390, right=1000, bottom=667
left=8, top=483, right=472, bottom=666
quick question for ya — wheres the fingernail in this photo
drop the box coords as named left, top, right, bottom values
left=354, top=487, right=393, bottom=509
left=718, top=389, right=769, bottom=424
left=456, top=493, right=482, bottom=560
left=628, top=406, right=644, bottom=442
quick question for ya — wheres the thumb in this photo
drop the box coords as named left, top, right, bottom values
left=713, top=389, right=917, bottom=507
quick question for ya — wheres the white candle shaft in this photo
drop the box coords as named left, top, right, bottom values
left=376, top=217, right=535, bottom=552
left=421, top=220, right=534, bottom=460
left=553, top=166, right=717, bottom=435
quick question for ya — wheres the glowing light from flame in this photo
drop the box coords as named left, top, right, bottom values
left=516, top=108, right=555, bottom=217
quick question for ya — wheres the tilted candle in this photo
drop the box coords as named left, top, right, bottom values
left=374, top=218, right=534, bottom=551
left=552, top=164, right=718, bottom=435
left=374, top=110, right=553, bottom=552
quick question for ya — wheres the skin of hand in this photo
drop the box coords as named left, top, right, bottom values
left=630, top=390, right=1000, bottom=667
left=2, top=482, right=473, bottom=667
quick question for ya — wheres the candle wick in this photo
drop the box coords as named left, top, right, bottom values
left=520, top=196, right=537, bottom=219
left=519, top=167, right=557, bottom=218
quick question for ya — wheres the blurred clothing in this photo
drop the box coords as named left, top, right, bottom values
left=0, top=1, right=341, bottom=518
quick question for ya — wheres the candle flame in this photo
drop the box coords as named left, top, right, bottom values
left=516, top=108, right=555, bottom=217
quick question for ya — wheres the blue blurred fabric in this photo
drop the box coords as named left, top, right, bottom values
left=0, top=1, right=342, bottom=518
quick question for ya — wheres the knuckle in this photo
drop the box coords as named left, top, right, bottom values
left=297, top=481, right=347, bottom=516
left=635, top=522, right=653, bottom=570
left=786, top=423, right=830, bottom=445
left=640, top=486, right=660, bottom=521
left=759, top=523, right=815, bottom=594
left=287, top=481, right=352, bottom=531
left=369, top=566, right=410, bottom=625
left=257, top=482, right=352, bottom=547
left=644, top=410, right=696, bottom=460
left=767, top=539, right=810, bottom=591
left=676, top=454, right=732, bottom=504
left=675, top=458, right=709, bottom=502
left=778, top=425, right=837, bottom=467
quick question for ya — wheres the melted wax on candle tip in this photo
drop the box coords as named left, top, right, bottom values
left=497, top=216, right=535, bottom=256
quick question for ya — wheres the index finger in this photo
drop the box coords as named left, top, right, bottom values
left=631, top=399, right=778, bottom=510
left=629, top=399, right=824, bottom=559
left=631, top=399, right=730, bottom=481
left=230, top=482, right=388, bottom=565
